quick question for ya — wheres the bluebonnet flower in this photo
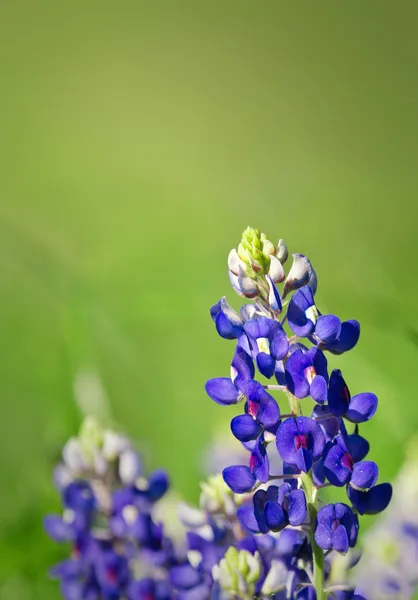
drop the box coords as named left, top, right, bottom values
left=276, top=416, right=325, bottom=473
left=314, top=503, right=359, bottom=555
left=242, top=316, right=289, bottom=379
left=323, top=434, right=378, bottom=490
left=203, top=227, right=391, bottom=599
left=328, top=370, right=378, bottom=423
left=238, top=484, right=307, bottom=533
left=285, top=347, right=328, bottom=403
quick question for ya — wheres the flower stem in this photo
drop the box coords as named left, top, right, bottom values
left=301, top=473, right=325, bottom=600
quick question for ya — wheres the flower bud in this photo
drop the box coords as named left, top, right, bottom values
left=118, top=449, right=142, bottom=485
left=79, top=416, right=104, bottom=464
left=260, top=233, right=276, bottom=259
left=229, top=265, right=259, bottom=299
left=283, top=253, right=317, bottom=298
left=228, top=249, right=246, bottom=276
left=102, top=430, right=130, bottom=461
left=200, top=474, right=236, bottom=516
left=212, top=547, right=262, bottom=598
left=277, top=239, right=288, bottom=264
left=62, top=437, right=87, bottom=474
left=268, top=255, right=285, bottom=283
left=261, top=560, right=288, bottom=595
left=237, top=227, right=270, bottom=275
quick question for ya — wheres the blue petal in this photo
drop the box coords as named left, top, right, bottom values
left=43, top=515, right=75, bottom=542
left=244, top=316, right=276, bottom=340
left=323, top=442, right=351, bottom=487
left=346, top=434, right=370, bottom=463
left=287, top=287, right=316, bottom=338
left=350, top=461, right=378, bottom=490
left=170, top=564, right=201, bottom=590
left=256, top=352, right=276, bottom=379
left=231, top=347, right=255, bottom=391
left=205, top=377, right=241, bottom=405
left=332, top=524, right=349, bottom=554
left=247, top=380, right=280, bottom=428
left=215, top=312, right=238, bottom=339
left=328, top=369, right=351, bottom=417
left=223, top=465, right=256, bottom=493
left=315, top=314, right=342, bottom=345
left=327, top=320, right=360, bottom=355
left=266, top=274, right=282, bottom=312
left=347, top=483, right=392, bottom=515
left=287, top=489, right=307, bottom=526
left=310, top=375, right=328, bottom=404
left=237, top=504, right=260, bottom=534
left=264, top=501, right=287, bottom=532
left=270, top=327, right=289, bottom=361
left=345, top=393, right=378, bottom=423
left=285, top=349, right=310, bottom=399
left=295, top=446, right=312, bottom=473
left=250, top=437, right=269, bottom=483
left=230, top=414, right=262, bottom=442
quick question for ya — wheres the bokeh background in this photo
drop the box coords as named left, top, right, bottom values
left=1, top=2, right=418, bottom=597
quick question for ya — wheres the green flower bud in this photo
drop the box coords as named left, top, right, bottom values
left=237, top=227, right=275, bottom=275
left=79, top=416, right=104, bottom=463
left=200, top=474, right=236, bottom=516
left=212, top=547, right=262, bottom=598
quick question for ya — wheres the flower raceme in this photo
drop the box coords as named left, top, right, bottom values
left=45, top=227, right=392, bottom=600
left=204, top=226, right=392, bottom=599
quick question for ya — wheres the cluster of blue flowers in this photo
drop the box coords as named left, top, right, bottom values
left=45, top=227, right=393, bottom=599
left=204, top=227, right=392, bottom=599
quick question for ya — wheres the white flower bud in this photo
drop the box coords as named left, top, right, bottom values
left=118, top=449, right=141, bottom=485
left=269, top=255, right=285, bottom=283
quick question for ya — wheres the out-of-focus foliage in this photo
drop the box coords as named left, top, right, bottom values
left=0, top=2, right=418, bottom=598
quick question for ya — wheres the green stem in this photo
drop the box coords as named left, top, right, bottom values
left=301, top=473, right=325, bottom=600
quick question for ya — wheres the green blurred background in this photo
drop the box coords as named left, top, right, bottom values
left=1, top=2, right=418, bottom=597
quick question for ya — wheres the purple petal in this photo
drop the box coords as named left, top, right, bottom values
left=205, top=378, right=241, bottom=405
left=309, top=347, right=329, bottom=381
left=256, top=352, right=276, bottom=379
left=266, top=275, right=283, bottom=312
left=230, top=414, right=262, bottom=442
left=327, top=319, right=360, bottom=355
left=347, top=483, right=392, bottom=515
left=49, top=559, right=82, bottom=579
left=287, top=287, right=316, bottom=338
left=215, top=312, right=237, bottom=340
left=323, top=442, right=351, bottom=487
left=350, top=461, right=378, bottom=490
left=315, top=315, right=342, bottom=345
left=328, top=369, right=351, bottom=417
left=314, top=523, right=332, bottom=550
left=237, top=504, right=260, bottom=534
left=285, top=349, right=310, bottom=399
left=346, top=434, right=369, bottom=463
left=312, top=404, right=341, bottom=441
left=247, top=381, right=280, bottom=428
left=250, top=437, right=269, bottom=483
left=231, top=347, right=255, bottom=393
left=275, top=360, right=286, bottom=386
left=287, top=489, right=307, bottom=526
left=44, top=515, right=75, bottom=542
left=244, top=316, right=277, bottom=340
left=170, top=564, right=201, bottom=590
left=345, top=393, right=378, bottom=423
left=223, top=465, right=256, bottom=494
left=270, top=327, right=289, bottom=361
left=332, top=524, right=349, bottom=554
left=295, top=447, right=312, bottom=473
left=310, top=375, right=327, bottom=404
left=265, top=501, right=287, bottom=532
left=276, top=416, right=325, bottom=466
